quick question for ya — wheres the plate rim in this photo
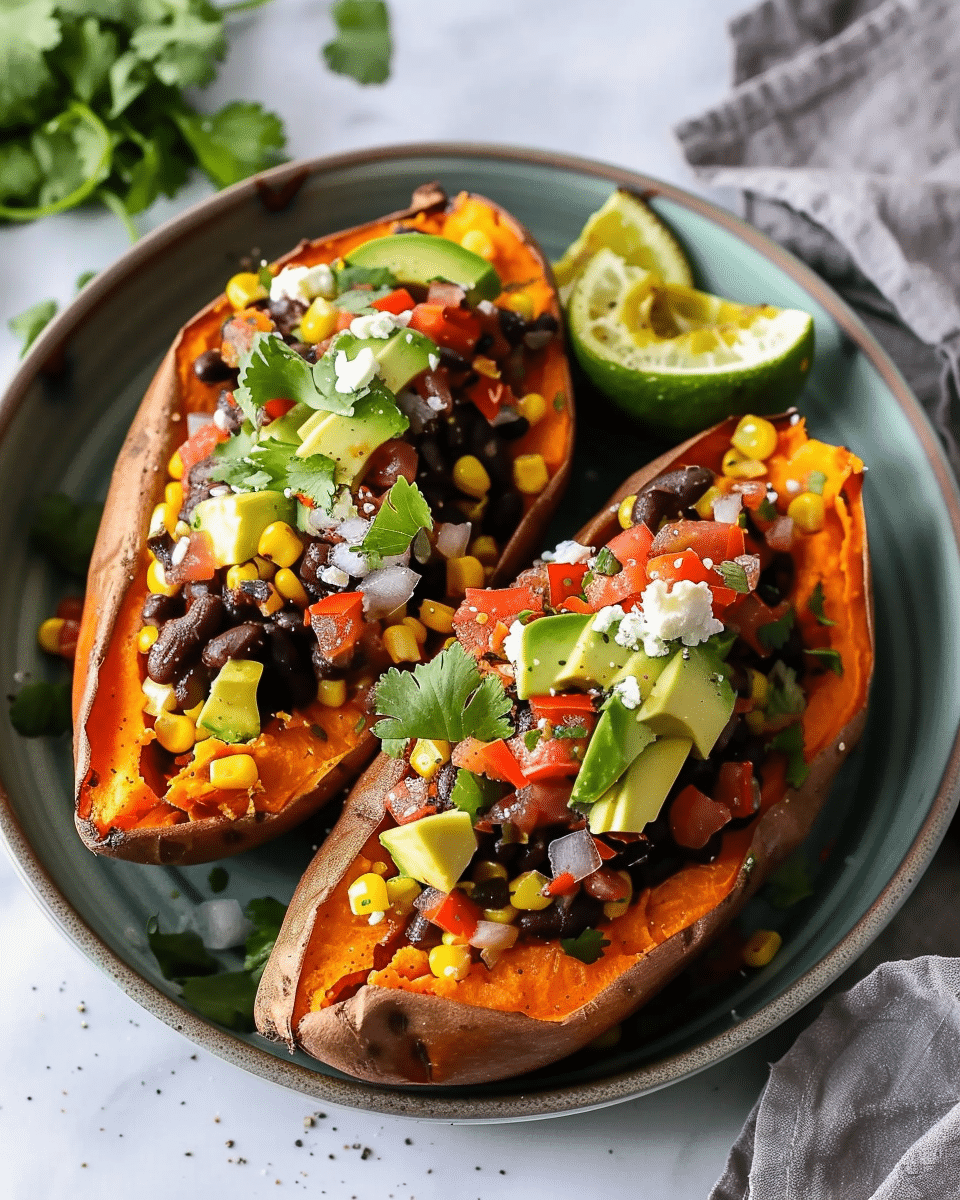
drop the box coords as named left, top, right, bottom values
left=3, top=140, right=960, bottom=1122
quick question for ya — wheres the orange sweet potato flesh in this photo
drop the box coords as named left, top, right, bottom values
left=73, top=185, right=574, bottom=865
left=254, top=412, right=873, bottom=1085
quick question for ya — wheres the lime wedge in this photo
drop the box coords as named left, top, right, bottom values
left=554, top=189, right=693, bottom=304
left=568, top=248, right=814, bottom=436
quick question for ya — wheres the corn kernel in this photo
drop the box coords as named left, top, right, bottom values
left=167, top=449, right=184, bottom=480
left=210, top=754, right=259, bottom=789
left=455, top=880, right=476, bottom=897
left=509, top=870, right=552, bottom=911
left=154, top=711, right=197, bottom=755
left=441, top=930, right=470, bottom=946
left=165, top=481, right=183, bottom=512
left=402, top=616, right=428, bottom=644
left=722, top=447, right=767, bottom=479
left=472, top=860, right=508, bottom=883
left=383, top=604, right=408, bottom=625
left=348, top=872, right=390, bottom=917
left=300, top=296, right=338, bottom=343
left=731, top=414, right=779, bottom=461
left=446, top=555, right=485, bottom=599
left=258, top=521, right=303, bottom=568
left=516, top=391, right=546, bottom=425
left=185, top=701, right=209, bottom=742
left=225, top=562, right=258, bottom=591
left=385, top=876, right=421, bottom=916
left=318, top=678, right=347, bottom=707
left=258, top=585, right=284, bottom=617
left=173, top=520, right=191, bottom=541
left=748, top=667, right=769, bottom=708
left=148, top=502, right=168, bottom=540
left=137, top=625, right=159, bottom=654
left=744, top=709, right=767, bottom=735
left=442, top=636, right=457, bottom=651
left=456, top=496, right=488, bottom=522
left=513, top=453, right=549, bottom=495
left=602, top=871, right=634, bottom=921
left=468, top=535, right=498, bottom=565
left=787, top=492, right=826, bottom=533
left=428, top=943, right=473, bottom=981
left=274, top=567, right=309, bottom=607
left=370, top=860, right=389, bottom=875
left=225, top=271, right=267, bottom=310
left=617, top=494, right=638, bottom=530
left=410, top=737, right=451, bottom=780
left=472, top=355, right=500, bottom=379
left=694, top=484, right=723, bottom=519
left=482, top=904, right=518, bottom=924
left=460, top=229, right=495, bottom=259
left=37, top=618, right=65, bottom=655
left=147, top=559, right=178, bottom=597
left=743, top=928, right=783, bottom=968
left=501, top=291, right=535, bottom=321
left=452, top=454, right=491, bottom=499
left=384, top=623, right=421, bottom=665
left=253, top=555, right=276, bottom=581
left=142, top=677, right=176, bottom=718
left=587, top=1024, right=622, bottom=1050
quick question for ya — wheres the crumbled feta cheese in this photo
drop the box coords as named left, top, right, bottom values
left=712, top=492, right=743, bottom=524
left=349, top=311, right=403, bottom=340
left=428, top=353, right=440, bottom=371
left=785, top=478, right=801, bottom=494
left=639, top=579, right=723, bottom=655
left=320, top=565, right=351, bottom=588
left=477, top=300, right=496, bottom=315
left=171, top=536, right=190, bottom=567
left=614, top=610, right=646, bottom=651
left=502, top=619, right=526, bottom=668
left=611, top=675, right=642, bottom=710
left=270, top=263, right=335, bottom=304
left=368, top=911, right=385, bottom=926
left=208, top=484, right=230, bottom=498
left=213, top=407, right=231, bottom=431
left=541, top=540, right=593, bottom=565
left=334, top=346, right=378, bottom=393
left=426, top=395, right=445, bottom=411
left=591, top=605, right=625, bottom=634
left=702, top=557, right=713, bottom=569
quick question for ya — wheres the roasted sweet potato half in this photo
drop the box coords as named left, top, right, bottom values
left=255, top=411, right=873, bottom=1086
left=73, top=185, right=574, bottom=864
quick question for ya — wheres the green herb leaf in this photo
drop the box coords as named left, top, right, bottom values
left=9, top=680, right=71, bottom=736
left=242, top=895, right=287, bottom=973
left=57, top=15, right=115, bottom=104
left=333, top=285, right=393, bottom=313
left=130, top=5, right=226, bottom=90
left=334, top=263, right=397, bottom=291
left=173, top=100, right=286, bottom=189
left=716, top=560, right=750, bottom=594
left=0, top=140, right=42, bottom=203
left=322, top=0, right=392, bottom=85
left=804, top=647, right=844, bottom=676
left=765, top=662, right=805, bottom=720
left=234, top=332, right=321, bottom=423
left=594, top=547, right=622, bottom=577
left=284, top=453, right=337, bottom=511
left=554, top=724, right=588, bottom=739
left=756, top=496, right=778, bottom=522
left=0, top=0, right=60, bottom=128
left=8, top=298, right=57, bottom=356
left=373, top=642, right=515, bottom=745
left=146, top=915, right=218, bottom=982
left=207, top=866, right=229, bottom=894
left=807, top=582, right=835, bottom=626
left=449, top=769, right=502, bottom=821
left=767, top=721, right=809, bottom=789
left=31, top=492, right=102, bottom=576
left=523, top=728, right=542, bottom=752
left=180, top=969, right=260, bottom=1032
left=75, top=269, right=95, bottom=290
left=806, top=470, right=827, bottom=496
left=766, top=853, right=814, bottom=909
left=560, top=927, right=610, bottom=965
left=361, top=477, right=433, bottom=564
left=381, top=737, right=408, bottom=759
left=553, top=392, right=566, bottom=412
left=757, top=607, right=795, bottom=653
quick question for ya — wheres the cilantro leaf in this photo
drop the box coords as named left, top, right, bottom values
left=173, top=100, right=286, bottom=189
left=449, top=769, right=502, bottom=821
left=716, top=560, right=750, bottom=594
left=765, top=662, right=805, bottom=721
left=362, top=477, right=433, bottom=563
left=242, top=895, right=286, bottom=973
left=381, top=737, right=407, bottom=759
left=322, top=0, right=392, bottom=85
left=57, top=15, right=115, bottom=104
left=523, top=728, right=542, bottom=752
left=767, top=721, right=809, bottom=789
left=130, top=5, right=226, bottom=90
left=9, top=298, right=57, bottom=356
left=207, top=866, right=229, bottom=894
left=31, top=491, right=102, bottom=575
left=593, top=547, right=622, bottom=576
left=560, top=927, right=610, bottom=965
left=0, top=140, right=42, bottom=201
left=9, top=680, right=71, bottom=736
left=180, top=969, right=259, bottom=1032
left=0, top=0, right=60, bottom=128
left=146, top=916, right=217, bottom=982
left=807, top=581, right=835, bottom=626
left=804, top=647, right=844, bottom=676
left=373, top=642, right=515, bottom=745
left=756, top=496, right=778, bottom=522
left=334, top=263, right=396, bottom=290
left=284, top=453, right=337, bottom=511
left=234, top=333, right=321, bottom=423
left=757, top=607, right=795, bottom=653
left=554, top=724, right=589, bottom=739
left=766, top=853, right=814, bottom=909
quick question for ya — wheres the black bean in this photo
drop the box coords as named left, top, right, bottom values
left=268, top=297, right=307, bottom=338
left=487, top=489, right=523, bottom=541
left=142, top=592, right=182, bottom=624
left=202, top=623, right=265, bottom=671
left=270, top=608, right=310, bottom=636
left=418, top=436, right=446, bottom=477
left=497, top=307, right=526, bottom=347
left=557, top=891, right=604, bottom=938
left=298, top=541, right=330, bottom=598
left=239, top=578, right=271, bottom=604
left=184, top=580, right=216, bottom=605
left=147, top=530, right=175, bottom=571
left=492, top=412, right=530, bottom=441
left=193, top=349, right=233, bottom=384
left=514, top=833, right=548, bottom=874
left=311, top=644, right=339, bottom=681
left=147, top=593, right=224, bottom=684
left=438, top=346, right=471, bottom=372
left=517, top=906, right=564, bottom=940
left=215, top=390, right=242, bottom=435
left=264, top=625, right=315, bottom=709
left=174, top=661, right=209, bottom=711
left=631, top=467, right=715, bottom=531
left=405, top=913, right=442, bottom=949
left=472, top=877, right=510, bottom=910
left=493, top=837, right=520, bottom=868
left=522, top=313, right=558, bottom=351
left=434, top=762, right=457, bottom=806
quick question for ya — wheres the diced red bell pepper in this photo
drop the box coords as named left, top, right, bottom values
left=307, top=592, right=365, bottom=660
left=649, top=519, right=745, bottom=565
left=484, top=780, right=576, bottom=836
left=452, top=586, right=543, bottom=656
left=559, top=595, right=593, bottom=614
left=544, top=872, right=578, bottom=897
left=645, top=548, right=738, bottom=610
left=177, top=421, right=229, bottom=476
left=452, top=737, right=530, bottom=789
left=335, top=310, right=354, bottom=331
left=508, top=727, right=590, bottom=783
left=584, top=523, right=654, bottom=611
left=547, top=562, right=589, bottom=606
left=733, top=480, right=769, bottom=512
left=421, top=889, right=481, bottom=939
left=669, top=785, right=732, bottom=850
left=713, top=761, right=758, bottom=820
left=528, top=693, right=597, bottom=724
left=466, top=374, right=514, bottom=421
left=264, top=397, right=295, bottom=419
left=592, top=836, right=617, bottom=862
left=407, top=303, right=481, bottom=357
left=371, top=287, right=416, bottom=314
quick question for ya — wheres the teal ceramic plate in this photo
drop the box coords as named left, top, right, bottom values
left=3, top=146, right=960, bottom=1121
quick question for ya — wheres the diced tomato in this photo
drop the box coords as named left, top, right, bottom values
left=307, top=592, right=365, bottom=661
left=466, top=374, right=514, bottom=421
left=732, top=480, right=769, bottom=511
left=725, top=592, right=791, bottom=658
left=508, top=726, right=590, bottom=783
left=669, top=785, right=732, bottom=850
left=649, top=519, right=745, bottom=565
left=547, top=562, right=588, bottom=606
left=528, top=693, right=597, bottom=724
left=592, top=837, right=617, bottom=862
left=220, top=307, right=274, bottom=368
left=421, top=889, right=481, bottom=939
left=56, top=595, right=85, bottom=623
left=485, top=780, right=576, bottom=835
left=177, top=421, right=229, bottom=476
left=713, top=761, right=758, bottom=820
left=452, top=586, right=543, bottom=656
left=335, top=310, right=354, bottom=331
left=544, top=872, right=578, bottom=897
left=371, top=287, right=416, bottom=314
left=582, top=867, right=631, bottom=901
left=645, top=548, right=738, bottom=611
left=583, top=523, right=653, bottom=611
left=169, top=530, right=217, bottom=585
left=385, top=778, right=435, bottom=825
left=407, top=303, right=481, bottom=357
left=264, top=397, right=295, bottom=419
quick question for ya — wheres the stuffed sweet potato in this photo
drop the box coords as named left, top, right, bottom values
left=255, top=411, right=872, bottom=1085
left=73, top=185, right=574, bottom=864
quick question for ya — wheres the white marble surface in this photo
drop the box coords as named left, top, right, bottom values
left=1, top=3, right=953, bottom=1196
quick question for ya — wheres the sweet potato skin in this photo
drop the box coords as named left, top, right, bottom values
left=72, top=187, right=574, bottom=865
left=255, top=412, right=873, bottom=1085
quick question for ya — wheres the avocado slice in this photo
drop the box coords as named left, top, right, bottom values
left=197, top=659, right=264, bottom=744
left=345, top=233, right=502, bottom=305
left=554, top=621, right=634, bottom=692
left=510, top=613, right=593, bottom=700
left=296, top=385, right=408, bottom=485
left=588, top=736, right=692, bottom=834
left=379, top=809, right=478, bottom=893
left=607, top=647, right=672, bottom=702
left=192, top=491, right=296, bottom=568
left=354, top=328, right=439, bottom=395
left=637, top=647, right=735, bottom=759
left=258, top=402, right=312, bottom=444
left=569, top=694, right=655, bottom=809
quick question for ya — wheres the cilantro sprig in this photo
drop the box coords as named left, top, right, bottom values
left=360, top=477, right=432, bottom=566
left=807, top=582, right=835, bottom=627
left=373, top=642, right=514, bottom=746
left=323, top=0, right=392, bottom=85
left=561, top=927, right=610, bottom=965
left=757, top=607, right=795, bottom=653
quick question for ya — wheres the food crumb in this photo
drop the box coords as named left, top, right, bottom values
left=304, top=1116, right=315, bottom=1128
left=361, top=1148, right=372, bottom=1160
left=226, top=1140, right=234, bottom=1148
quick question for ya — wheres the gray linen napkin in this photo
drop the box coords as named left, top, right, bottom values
left=675, top=0, right=960, bottom=473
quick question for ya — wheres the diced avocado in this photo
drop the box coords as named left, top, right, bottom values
left=296, top=385, right=408, bottom=484
left=379, top=809, right=478, bottom=894
left=192, top=490, right=295, bottom=568
left=511, top=613, right=593, bottom=700
left=345, top=233, right=502, bottom=305
left=569, top=694, right=655, bottom=809
left=354, top=328, right=439, bottom=395
left=258, top=402, right=312, bottom=444
left=607, top=648, right=672, bottom=702
left=554, top=621, right=634, bottom=692
left=197, top=659, right=264, bottom=744
left=588, top=736, right=692, bottom=834
left=637, top=647, right=735, bottom=759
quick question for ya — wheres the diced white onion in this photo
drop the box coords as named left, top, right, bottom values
left=330, top=540, right=370, bottom=579
left=469, top=920, right=520, bottom=951
left=712, top=492, right=743, bottom=524
left=191, top=899, right=253, bottom=950
left=547, top=828, right=602, bottom=883
left=436, top=521, right=471, bottom=560
left=187, top=411, right=216, bottom=438
left=359, top=566, right=420, bottom=618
